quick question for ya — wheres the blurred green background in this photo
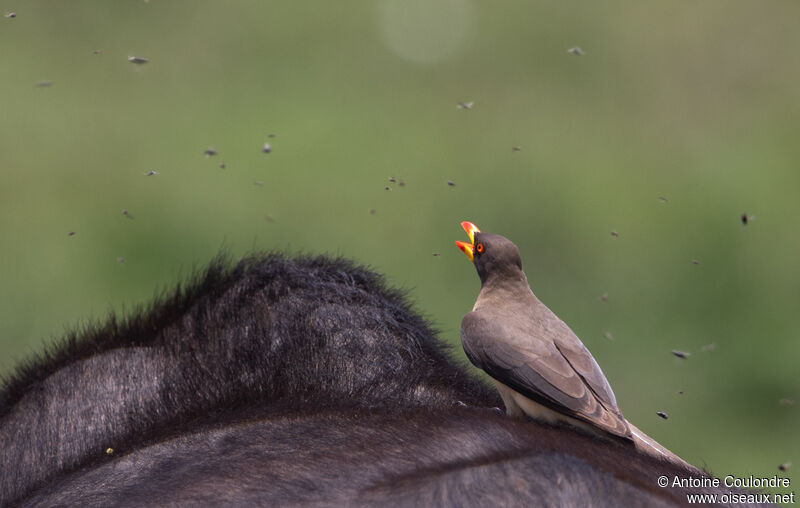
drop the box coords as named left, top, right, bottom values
left=1, top=0, right=797, bottom=495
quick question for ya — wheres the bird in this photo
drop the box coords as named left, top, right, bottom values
left=455, top=221, right=697, bottom=467
left=455, top=221, right=632, bottom=440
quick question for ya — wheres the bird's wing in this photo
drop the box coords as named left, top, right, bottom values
left=461, top=311, right=631, bottom=439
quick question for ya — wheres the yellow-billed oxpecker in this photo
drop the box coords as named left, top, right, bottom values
left=456, top=221, right=694, bottom=466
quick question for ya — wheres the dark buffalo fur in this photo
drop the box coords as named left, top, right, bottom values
left=18, top=408, right=735, bottom=508
left=0, top=254, right=762, bottom=507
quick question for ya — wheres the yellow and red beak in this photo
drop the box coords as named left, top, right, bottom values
left=455, top=221, right=480, bottom=262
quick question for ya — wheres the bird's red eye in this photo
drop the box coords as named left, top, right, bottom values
left=475, top=243, right=484, bottom=254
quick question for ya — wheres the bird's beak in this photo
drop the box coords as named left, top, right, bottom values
left=455, top=221, right=480, bottom=262
left=461, top=221, right=480, bottom=243
left=455, top=241, right=474, bottom=261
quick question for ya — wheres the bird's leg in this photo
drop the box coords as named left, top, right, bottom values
left=492, top=380, right=525, bottom=418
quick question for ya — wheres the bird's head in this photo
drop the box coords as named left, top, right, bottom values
left=456, top=221, right=523, bottom=285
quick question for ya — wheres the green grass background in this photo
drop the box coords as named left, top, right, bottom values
left=1, top=0, right=797, bottom=494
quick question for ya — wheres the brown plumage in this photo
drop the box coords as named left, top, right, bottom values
left=457, top=224, right=633, bottom=441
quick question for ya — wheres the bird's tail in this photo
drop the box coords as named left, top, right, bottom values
left=627, top=421, right=700, bottom=473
